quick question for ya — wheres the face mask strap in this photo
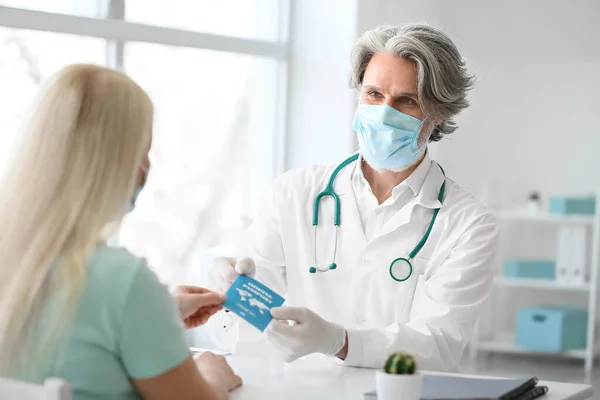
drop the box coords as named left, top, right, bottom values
left=416, top=115, right=437, bottom=149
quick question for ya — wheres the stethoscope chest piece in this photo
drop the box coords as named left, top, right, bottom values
left=389, top=257, right=413, bottom=282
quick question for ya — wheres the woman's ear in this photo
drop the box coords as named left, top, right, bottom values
left=135, top=167, right=146, bottom=188
left=136, top=152, right=151, bottom=187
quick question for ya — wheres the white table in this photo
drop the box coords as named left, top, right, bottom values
left=227, top=356, right=593, bottom=400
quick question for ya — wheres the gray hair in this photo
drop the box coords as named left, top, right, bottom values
left=349, top=23, right=475, bottom=141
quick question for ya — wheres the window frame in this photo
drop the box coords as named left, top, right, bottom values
left=0, top=1, right=290, bottom=178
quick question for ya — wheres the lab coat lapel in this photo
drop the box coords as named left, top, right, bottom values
left=415, top=162, right=445, bottom=210
left=376, top=199, right=418, bottom=239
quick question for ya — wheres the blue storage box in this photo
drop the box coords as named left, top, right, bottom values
left=516, top=307, right=588, bottom=352
left=549, top=196, right=595, bottom=216
left=504, top=260, right=555, bottom=280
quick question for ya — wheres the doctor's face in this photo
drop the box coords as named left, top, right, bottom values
left=359, top=52, right=425, bottom=121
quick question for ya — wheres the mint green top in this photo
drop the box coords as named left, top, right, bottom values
left=42, top=246, right=190, bottom=399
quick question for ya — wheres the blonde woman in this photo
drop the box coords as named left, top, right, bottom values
left=0, top=64, right=242, bottom=399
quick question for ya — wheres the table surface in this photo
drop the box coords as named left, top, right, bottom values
left=226, top=356, right=594, bottom=400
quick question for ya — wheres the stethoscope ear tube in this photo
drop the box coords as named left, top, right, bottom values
left=309, top=225, right=339, bottom=273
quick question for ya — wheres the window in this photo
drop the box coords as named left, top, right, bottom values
left=0, top=1, right=288, bottom=285
left=121, top=42, right=280, bottom=283
left=126, top=0, right=283, bottom=41
left=0, top=0, right=104, bottom=17
left=0, top=26, right=105, bottom=177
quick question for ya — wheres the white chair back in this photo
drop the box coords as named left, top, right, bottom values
left=0, top=376, right=72, bottom=400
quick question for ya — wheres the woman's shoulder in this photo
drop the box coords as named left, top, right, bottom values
left=86, top=245, right=151, bottom=297
left=80, top=246, right=172, bottom=333
left=90, top=244, right=145, bottom=272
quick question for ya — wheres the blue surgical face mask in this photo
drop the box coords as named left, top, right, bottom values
left=353, top=104, right=426, bottom=170
left=128, top=186, right=144, bottom=212
left=128, top=165, right=149, bottom=212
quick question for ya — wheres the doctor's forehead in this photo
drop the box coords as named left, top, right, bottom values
left=361, top=52, right=418, bottom=94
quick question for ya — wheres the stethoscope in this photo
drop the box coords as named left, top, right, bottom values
left=309, top=153, right=446, bottom=282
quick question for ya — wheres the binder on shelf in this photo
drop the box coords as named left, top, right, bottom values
left=569, top=226, right=587, bottom=284
left=555, top=226, right=572, bottom=283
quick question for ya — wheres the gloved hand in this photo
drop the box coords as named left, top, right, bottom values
left=265, top=306, right=346, bottom=362
left=209, top=257, right=256, bottom=292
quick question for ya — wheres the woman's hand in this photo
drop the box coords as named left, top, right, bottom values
left=195, top=352, right=242, bottom=397
left=172, top=286, right=226, bottom=329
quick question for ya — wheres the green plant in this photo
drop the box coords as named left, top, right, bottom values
left=383, top=352, right=417, bottom=374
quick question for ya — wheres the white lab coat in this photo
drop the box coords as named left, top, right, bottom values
left=213, top=154, right=498, bottom=371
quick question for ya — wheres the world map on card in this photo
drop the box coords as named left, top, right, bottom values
left=223, top=275, right=285, bottom=331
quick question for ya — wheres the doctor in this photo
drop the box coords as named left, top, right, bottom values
left=210, top=23, right=498, bottom=371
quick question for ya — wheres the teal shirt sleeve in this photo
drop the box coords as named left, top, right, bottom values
left=118, top=261, right=190, bottom=378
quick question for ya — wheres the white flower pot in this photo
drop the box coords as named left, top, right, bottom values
left=376, top=370, right=423, bottom=400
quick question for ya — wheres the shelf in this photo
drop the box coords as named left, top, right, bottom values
left=495, top=277, right=591, bottom=291
left=496, top=211, right=595, bottom=225
left=477, top=333, right=599, bottom=359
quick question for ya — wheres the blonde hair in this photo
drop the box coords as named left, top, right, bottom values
left=0, top=64, right=153, bottom=378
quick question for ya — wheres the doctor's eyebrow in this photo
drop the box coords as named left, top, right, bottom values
left=362, top=85, right=418, bottom=99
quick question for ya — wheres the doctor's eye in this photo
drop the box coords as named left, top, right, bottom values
left=367, top=90, right=383, bottom=99
left=399, top=96, right=417, bottom=106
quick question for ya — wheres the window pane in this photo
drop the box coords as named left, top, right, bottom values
left=120, top=42, right=279, bottom=284
left=126, top=0, right=283, bottom=42
left=0, top=0, right=105, bottom=18
left=0, top=27, right=106, bottom=177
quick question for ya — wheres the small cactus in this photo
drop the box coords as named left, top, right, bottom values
left=383, top=352, right=417, bottom=374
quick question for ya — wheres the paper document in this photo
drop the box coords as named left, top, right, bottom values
left=189, top=347, right=231, bottom=356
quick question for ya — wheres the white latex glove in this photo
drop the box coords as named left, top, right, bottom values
left=209, top=257, right=256, bottom=292
left=265, top=306, right=346, bottom=362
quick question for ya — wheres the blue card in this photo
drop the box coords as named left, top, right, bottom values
left=223, top=275, right=285, bottom=332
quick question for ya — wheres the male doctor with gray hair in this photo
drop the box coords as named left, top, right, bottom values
left=209, top=23, right=498, bottom=371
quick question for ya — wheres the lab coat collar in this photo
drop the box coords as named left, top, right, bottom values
left=333, top=152, right=444, bottom=210
left=404, top=150, right=431, bottom=198
left=415, top=159, right=445, bottom=210
left=330, top=152, right=359, bottom=196
left=328, top=152, right=444, bottom=243
left=351, top=153, right=429, bottom=201
left=365, top=159, right=445, bottom=240
left=342, top=150, right=442, bottom=210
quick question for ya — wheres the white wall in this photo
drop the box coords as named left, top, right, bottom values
left=285, top=0, right=445, bottom=170
left=284, top=0, right=358, bottom=170
left=357, top=0, right=439, bottom=36
left=357, top=0, right=600, bottom=207
left=285, top=0, right=600, bottom=212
